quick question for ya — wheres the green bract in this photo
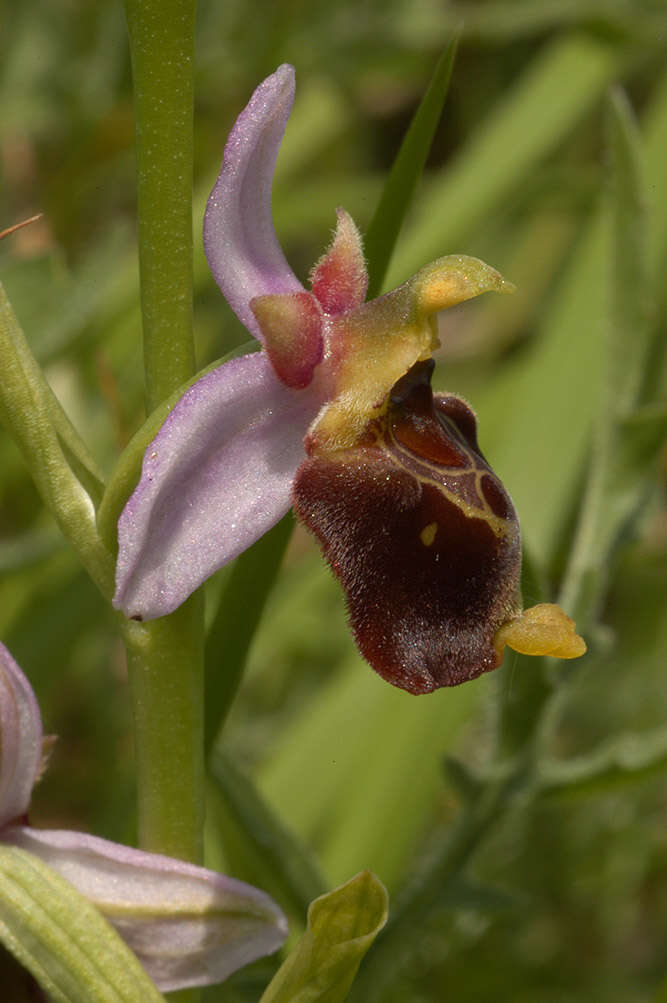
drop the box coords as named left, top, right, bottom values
left=260, top=871, right=388, bottom=1003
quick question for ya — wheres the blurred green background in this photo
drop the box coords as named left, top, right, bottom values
left=1, top=1, right=666, bottom=1000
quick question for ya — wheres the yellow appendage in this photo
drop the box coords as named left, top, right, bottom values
left=494, top=603, right=587, bottom=659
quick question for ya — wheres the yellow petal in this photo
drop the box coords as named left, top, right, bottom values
left=494, top=603, right=587, bottom=659
left=414, top=255, right=515, bottom=316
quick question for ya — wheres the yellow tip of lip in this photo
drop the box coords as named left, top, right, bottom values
left=415, top=256, right=516, bottom=315
left=494, top=603, right=587, bottom=659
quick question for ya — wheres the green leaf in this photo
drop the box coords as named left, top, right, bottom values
left=259, top=871, right=388, bottom=1003
left=441, top=876, right=522, bottom=914
left=539, top=724, right=667, bottom=798
left=0, top=528, right=62, bottom=574
left=347, top=777, right=516, bottom=1003
left=607, top=86, right=652, bottom=417
left=558, top=88, right=656, bottom=628
left=364, top=35, right=459, bottom=298
left=443, top=756, right=483, bottom=805
left=0, top=845, right=163, bottom=1002
left=0, top=252, right=109, bottom=504
left=617, top=402, right=667, bottom=468
left=644, top=69, right=667, bottom=264
left=208, top=747, right=328, bottom=923
left=0, top=284, right=114, bottom=596
left=258, top=656, right=482, bottom=889
left=386, top=33, right=621, bottom=286
left=449, top=0, right=652, bottom=41
left=204, top=513, right=294, bottom=753
left=2, top=224, right=137, bottom=368
left=471, top=207, right=610, bottom=569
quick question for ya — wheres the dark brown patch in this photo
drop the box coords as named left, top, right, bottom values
left=293, top=363, right=522, bottom=694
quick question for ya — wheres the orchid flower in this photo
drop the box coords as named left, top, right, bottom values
left=114, top=65, right=585, bottom=694
left=0, top=641, right=287, bottom=991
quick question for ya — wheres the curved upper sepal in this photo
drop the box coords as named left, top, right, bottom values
left=203, top=64, right=304, bottom=342
left=293, top=361, right=522, bottom=693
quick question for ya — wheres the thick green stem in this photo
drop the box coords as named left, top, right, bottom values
left=123, top=0, right=205, bottom=955
left=122, top=600, right=205, bottom=863
left=123, top=0, right=204, bottom=896
left=125, top=0, right=197, bottom=411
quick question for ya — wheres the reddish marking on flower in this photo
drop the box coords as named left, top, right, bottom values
left=251, top=291, right=323, bottom=389
left=310, top=208, right=368, bottom=314
left=390, top=388, right=469, bottom=469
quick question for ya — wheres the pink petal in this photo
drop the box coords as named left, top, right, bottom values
left=204, top=64, right=303, bottom=342
left=310, top=208, right=368, bottom=314
left=0, top=643, right=42, bottom=827
left=251, top=291, right=323, bottom=389
left=114, top=353, right=319, bottom=620
left=3, top=826, right=288, bottom=992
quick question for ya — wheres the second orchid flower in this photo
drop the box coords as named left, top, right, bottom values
left=0, top=642, right=286, bottom=991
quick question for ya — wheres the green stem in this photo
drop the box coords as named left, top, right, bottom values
left=123, top=13, right=205, bottom=990
left=121, top=601, right=205, bottom=864
left=124, top=0, right=196, bottom=411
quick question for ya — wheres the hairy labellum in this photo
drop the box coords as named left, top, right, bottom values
left=293, top=360, right=522, bottom=694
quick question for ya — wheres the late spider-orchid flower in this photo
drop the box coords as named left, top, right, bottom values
left=0, top=642, right=287, bottom=991
left=113, top=64, right=585, bottom=694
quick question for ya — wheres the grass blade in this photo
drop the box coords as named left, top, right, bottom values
left=364, top=35, right=459, bottom=298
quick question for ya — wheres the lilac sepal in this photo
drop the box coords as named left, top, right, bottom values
left=114, top=352, right=319, bottom=619
left=4, top=826, right=287, bottom=992
left=204, top=64, right=303, bottom=341
left=0, top=643, right=42, bottom=828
